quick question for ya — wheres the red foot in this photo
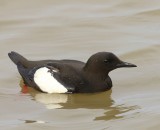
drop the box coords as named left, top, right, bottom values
left=21, top=85, right=29, bottom=94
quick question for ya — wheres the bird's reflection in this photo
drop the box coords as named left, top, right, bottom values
left=19, top=81, right=138, bottom=121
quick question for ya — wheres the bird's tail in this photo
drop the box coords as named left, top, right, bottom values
left=8, top=51, right=28, bottom=66
left=16, top=62, right=34, bottom=87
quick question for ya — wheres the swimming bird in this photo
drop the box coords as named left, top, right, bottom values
left=8, top=51, right=136, bottom=93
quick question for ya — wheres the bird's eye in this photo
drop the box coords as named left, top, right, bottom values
left=104, top=59, right=110, bottom=63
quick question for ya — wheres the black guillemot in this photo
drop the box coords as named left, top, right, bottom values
left=8, top=51, right=136, bottom=93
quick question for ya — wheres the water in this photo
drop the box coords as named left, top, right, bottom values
left=0, top=0, right=160, bottom=130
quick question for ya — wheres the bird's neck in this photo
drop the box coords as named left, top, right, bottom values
left=83, top=68, right=109, bottom=80
left=104, top=76, right=112, bottom=90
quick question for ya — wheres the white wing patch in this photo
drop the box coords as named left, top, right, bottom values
left=34, top=67, right=68, bottom=93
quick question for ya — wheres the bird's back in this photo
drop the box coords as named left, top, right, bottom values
left=8, top=51, right=85, bottom=69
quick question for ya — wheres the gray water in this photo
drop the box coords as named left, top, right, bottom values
left=0, top=0, right=160, bottom=130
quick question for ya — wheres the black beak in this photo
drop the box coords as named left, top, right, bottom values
left=116, top=61, right=137, bottom=68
